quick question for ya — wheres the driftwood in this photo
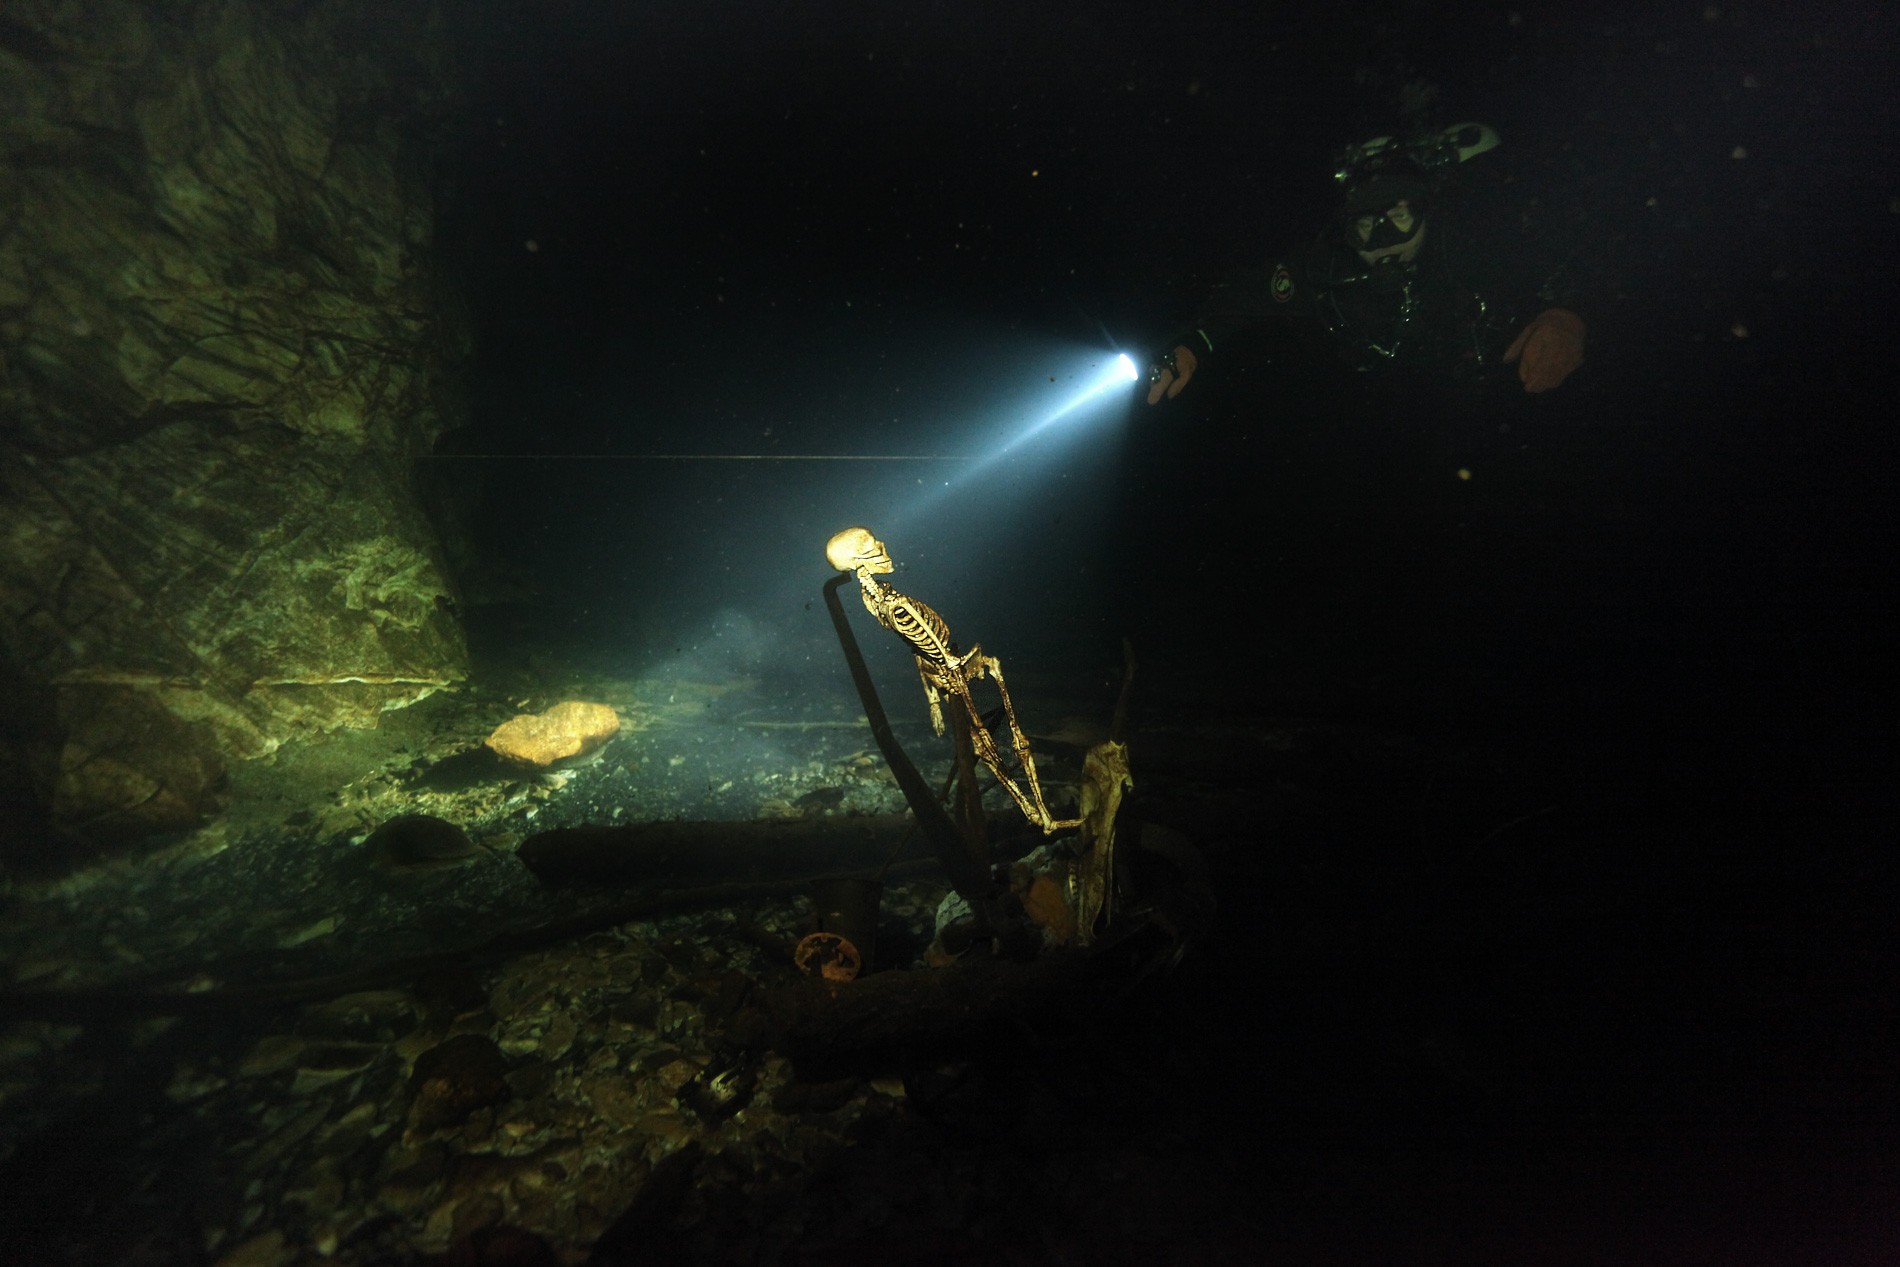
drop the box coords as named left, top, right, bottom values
left=517, top=812, right=923, bottom=887
left=749, top=943, right=1136, bottom=1063
left=0, top=848, right=945, bottom=1022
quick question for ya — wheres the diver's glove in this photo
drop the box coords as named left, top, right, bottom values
left=1145, top=344, right=1199, bottom=405
left=1503, top=307, right=1586, bottom=393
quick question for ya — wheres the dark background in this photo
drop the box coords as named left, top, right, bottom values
left=419, top=8, right=1896, bottom=1254
left=431, top=0, right=1893, bottom=754
left=0, top=6, right=1890, bottom=1263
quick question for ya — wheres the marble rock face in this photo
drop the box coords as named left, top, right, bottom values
left=0, top=0, right=470, bottom=865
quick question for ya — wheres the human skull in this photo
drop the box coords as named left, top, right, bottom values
left=825, top=526, right=893, bottom=574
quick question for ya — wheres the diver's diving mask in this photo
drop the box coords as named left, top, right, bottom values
left=1350, top=206, right=1424, bottom=253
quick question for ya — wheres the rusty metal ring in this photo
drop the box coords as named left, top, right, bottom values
left=793, top=931, right=863, bottom=982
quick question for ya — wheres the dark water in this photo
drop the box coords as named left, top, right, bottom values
left=218, top=0, right=1900, bottom=1257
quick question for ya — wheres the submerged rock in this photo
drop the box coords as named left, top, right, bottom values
left=47, top=685, right=229, bottom=851
left=409, top=1034, right=510, bottom=1132
left=364, top=813, right=480, bottom=867
left=0, top=0, right=469, bottom=866
left=438, top=1226, right=561, bottom=1267
left=484, top=701, right=621, bottom=768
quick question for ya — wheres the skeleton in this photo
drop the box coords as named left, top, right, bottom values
left=826, top=526, right=1081, bottom=834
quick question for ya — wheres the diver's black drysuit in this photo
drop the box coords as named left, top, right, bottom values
left=1166, top=163, right=1602, bottom=391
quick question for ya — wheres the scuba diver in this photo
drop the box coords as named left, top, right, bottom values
left=1145, top=122, right=1590, bottom=404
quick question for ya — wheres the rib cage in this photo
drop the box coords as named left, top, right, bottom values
left=862, top=575, right=958, bottom=668
left=888, top=597, right=955, bottom=666
left=846, top=559, right=1079, bottom=834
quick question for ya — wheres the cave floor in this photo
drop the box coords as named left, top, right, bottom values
left=0, top=627, right=1893, bottom=1265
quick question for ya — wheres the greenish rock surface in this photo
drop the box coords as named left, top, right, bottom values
left=0, top=0, right=469, bottom=864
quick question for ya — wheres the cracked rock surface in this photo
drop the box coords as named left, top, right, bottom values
left=1, top=0, right=468, bottom=861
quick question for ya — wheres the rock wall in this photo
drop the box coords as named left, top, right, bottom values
left=0, top=0, right=469, bottom=867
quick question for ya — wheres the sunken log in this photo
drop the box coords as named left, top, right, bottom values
left=748, top=947, right=1120, bottom=1063
left=0, top=860, right=947, bottom=1022
left=516, top=813, right=923, bottom=887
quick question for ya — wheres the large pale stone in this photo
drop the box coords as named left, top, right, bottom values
left=485, top=702, right=623, bottom=768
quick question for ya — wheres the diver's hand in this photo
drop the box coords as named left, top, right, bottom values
left=1503, top=307, right=1586, bottom=393
left=1144, top=345, right=1199, bottom=404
